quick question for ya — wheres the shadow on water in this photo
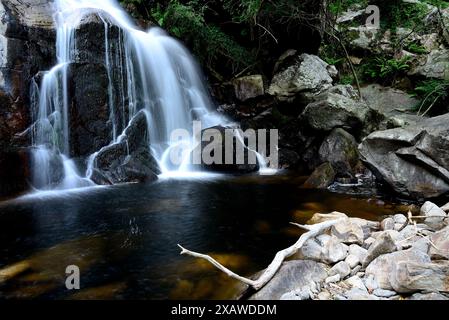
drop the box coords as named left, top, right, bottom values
left=0, top=173, right=414, bottom=299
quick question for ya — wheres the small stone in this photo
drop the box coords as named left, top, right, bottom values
left=331, top=220, right=364, bottom=245
left=345, top=276, right=367, bottom=292
left=329, top=261, right=351, bottom=279
left=350, top=265, right=362, bottom=277
left=322, top=237, right=349, bottom=264
left=348, top=218, right=380, bottom=239
left=393, top=214, right=407, bottom=225
left=300, top=238, right=324, bottom=261
left=394, top=223, right=404, bottom=231
left=363, top=275, right=379, bottom=293
left=362, top=232, right=397, bottom=268
left=373, top=289, right=397, bottom=298
left=317, top=291, right=332, bottom=300
left=381, top=218, right=395, bottom=231
left=363, top=237, right=376, bottom=249
left=325, top=274, right=341, bottom=284
left=349, top=244, right=368, bottom=262
left=421, top=201, right=447, bottom=230
left=345, top=254, right=360, bottom=269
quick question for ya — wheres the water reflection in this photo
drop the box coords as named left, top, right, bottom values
left=0, top=174, right=413, bottom=299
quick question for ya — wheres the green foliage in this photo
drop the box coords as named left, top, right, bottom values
left=424, top=0, right=449, bottom=8
left=339, top=75, right=355, bottom=85
left=384, top=1, right=430, bottom=30
left=328, top=0, right=368, bottom=15
left=406, top=42, right=428, bottom=55
left=222, top=0, right=263, bottom=24
left=155, top=1, right=256, bottom=74
left=413, top=79, right=449, bottom=115
left=362, top=56, right=411, bottom=83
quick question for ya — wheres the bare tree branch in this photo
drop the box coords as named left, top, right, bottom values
left=178, top=217, right=345, bottom=291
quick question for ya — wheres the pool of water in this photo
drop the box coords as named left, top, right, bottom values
left=0, top=173, right=413, bottom=299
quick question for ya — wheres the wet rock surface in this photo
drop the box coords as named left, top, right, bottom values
left=90, top=110, right=160, bottom=185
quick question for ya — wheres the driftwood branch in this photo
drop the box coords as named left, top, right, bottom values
left=178, top=217, right=345, bottom=291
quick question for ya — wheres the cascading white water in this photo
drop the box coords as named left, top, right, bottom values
left=30, top=0, right=269, bottom=190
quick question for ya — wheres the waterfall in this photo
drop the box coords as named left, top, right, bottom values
left=30, top=0, right=267, bottom=191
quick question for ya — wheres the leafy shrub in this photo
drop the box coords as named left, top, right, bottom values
left=406, top=42, right=428, bottom=54
left=413, top=79, right=449, bottom=116
left=155, top=1, right=256, bottom=75
left=362, top=56, right=411, bottom=83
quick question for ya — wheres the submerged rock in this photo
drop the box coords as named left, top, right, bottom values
left=303, top=162, right=335, bottom=189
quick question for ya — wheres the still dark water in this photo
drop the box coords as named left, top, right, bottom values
left=0, top=174, right=411, bottom=300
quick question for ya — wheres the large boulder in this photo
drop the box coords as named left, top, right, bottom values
left=267, top=54, right=336, bottom=103
left=301, top=87, right=381, bottom=136
left=365, top=249, right=431, bottom=291
left=90, top=110, right=160, bottom=185
left=360, top=84, right=421, bottom=128
left=318, top=128, right=360, bottom=178
left=249, top=260, right=328, bottom=300
left=409, top=49, right=449, bottom=80
left=359, top=114, right=449, bottom=199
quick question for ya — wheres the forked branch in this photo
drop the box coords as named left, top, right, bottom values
left=178, top=217, right=345, bottom=291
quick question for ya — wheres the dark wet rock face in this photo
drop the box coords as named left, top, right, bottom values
left=359, top=114, right=449, bottom=199
left=319, top=128, right=360, bottom=179
left=90, top=110, right=160, bottom=185
left=68, top=63, right=112, bottom=158
left=0, top=0, right=56, bottom=151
